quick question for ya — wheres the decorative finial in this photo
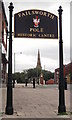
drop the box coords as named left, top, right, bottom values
left=59, top=6, right=62, bottom=9
left=8, top=2, right=14, bottom=10
left=10, top=2, right=13, bottom=6
left=58, top=6, right=63, bottom=13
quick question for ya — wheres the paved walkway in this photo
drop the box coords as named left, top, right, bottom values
left=0, top=84, right=71, bottom=119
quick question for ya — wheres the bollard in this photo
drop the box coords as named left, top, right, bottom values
left=33, top=78, right=35, bottom=88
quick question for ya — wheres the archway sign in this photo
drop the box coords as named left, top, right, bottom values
left=14, top=10, right=58, bottom=39
left=5, top=4, right=66, bottom=115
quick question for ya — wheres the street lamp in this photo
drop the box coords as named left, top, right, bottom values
left=37, top=67, right=39, bottom=84
left=14, top=52, right=15, bottom=74
left=14, top=52, right=22, bottom=73
left=24, top=70, right=28, bottom=86
left=0, top=37, right=2, bottom=87
left=13, top=52, right=22, bottom=88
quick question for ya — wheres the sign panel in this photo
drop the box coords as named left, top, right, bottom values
left=14, top=10, right=58, bottom=39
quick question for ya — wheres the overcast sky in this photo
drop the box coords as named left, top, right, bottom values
left=3, top=0, right=71, bottom=73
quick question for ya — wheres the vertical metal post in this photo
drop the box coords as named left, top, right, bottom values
left=0, top=37, right=2, bottom=86
left=0, top=1, right=2, bottom=88
left=58, top=6, right=66, bottom=113
left=37, top=68, right=39, bottom=84
left=33, top=78, right=35, bottom=88
left=14, top=53, right=15, bottom=73
left=5, top=2, right=14, bottom=115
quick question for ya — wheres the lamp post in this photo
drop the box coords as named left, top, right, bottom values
left=37, top=67, right=39, bottom=84
left=13, top=52, right=16, bottom=88
left=14, top=52, right=15, bottom=73
left=5, top=2, right=14, bottom=115
left=0, top=37, right=2, bottom=87
left=14, top=52, right=22, bottom=73
left=58, top=6, right=66, bottom=113
left=13, top=52, right=22, bottom=88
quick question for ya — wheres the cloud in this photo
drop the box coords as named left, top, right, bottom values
left=13, top=54, right=59, bottom=72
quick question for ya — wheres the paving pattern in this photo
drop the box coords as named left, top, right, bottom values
left=1, top=84, right=71, bottom=119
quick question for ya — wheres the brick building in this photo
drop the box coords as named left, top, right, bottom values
left=0, top=1, right=8, bottom=83
left=54, top=62, right=72, bottom=84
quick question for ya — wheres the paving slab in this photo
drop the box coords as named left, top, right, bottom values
left=0, top=84, right=71, bottom=119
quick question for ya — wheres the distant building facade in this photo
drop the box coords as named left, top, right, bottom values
left=0, top=1, right=8, bottom=83
left=54, top=62, right=72, bottom=84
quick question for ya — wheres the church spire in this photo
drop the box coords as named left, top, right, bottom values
left=36, top=49, right=41, bottom=69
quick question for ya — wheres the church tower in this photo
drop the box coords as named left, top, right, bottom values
left=36, top=49, right=42, bottom=69
left=36, top=49, right=44, bottom=84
